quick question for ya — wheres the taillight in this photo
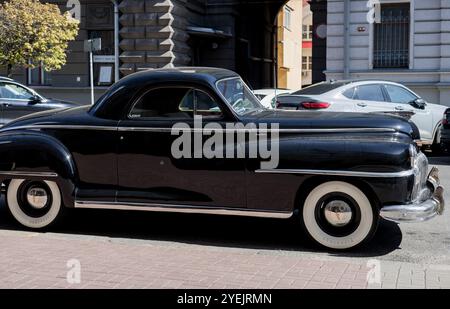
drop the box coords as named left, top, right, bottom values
left=301, top=102, right=331, bottom=109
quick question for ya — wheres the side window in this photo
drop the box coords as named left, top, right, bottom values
left=129, top=87, right=223, bottom=120
left=343, top=87, right=356, bottom=99
left=385, top=85, right=418, bottom=104
left=355, top=85, right=386, bottom=102
left=0, top=83, right=34, bottom=100
left=129, top=88, right=193, bottom=119
left=195, top=90, right=223, bottom=118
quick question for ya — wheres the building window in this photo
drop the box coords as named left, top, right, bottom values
left=302, top=25, right=313, bottom=40
left=302, top=56, right=312, bottom=70
left=373, top=3, right=410, bottom=69
left=284, top=7, right=292, bottom=30
left=28, top=64, right=51, bottom=86
left=302, top=56, right=308, bottom=70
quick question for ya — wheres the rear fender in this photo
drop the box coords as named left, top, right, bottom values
left=0, top=131, right=77, bottom=208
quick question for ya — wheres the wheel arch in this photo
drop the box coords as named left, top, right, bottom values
left=0, top=131, right=78, bottom=208
left=294, top=176, right=382, bottom=213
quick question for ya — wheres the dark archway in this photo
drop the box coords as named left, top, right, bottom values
left=188, top=0, right=327, bottom=89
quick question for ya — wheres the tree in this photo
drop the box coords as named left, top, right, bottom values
left=0, top=0, right=79, bottom=77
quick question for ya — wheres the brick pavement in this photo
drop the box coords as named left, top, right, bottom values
left=0, top=230, right=450, bottom=289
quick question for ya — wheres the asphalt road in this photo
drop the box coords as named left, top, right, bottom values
left=0, top=155, right=449, bottom=267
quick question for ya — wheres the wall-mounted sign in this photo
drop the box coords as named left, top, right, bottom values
left=93, top=55, right=116, bottom=63
left=99, top=66, right=113, bottom=84
left=87, top=4, right=114, bottom=29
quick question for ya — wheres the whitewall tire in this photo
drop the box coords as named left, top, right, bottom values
left=7, top=179, right=63, bottom=229
left=301, top=181, right=378, bottom=250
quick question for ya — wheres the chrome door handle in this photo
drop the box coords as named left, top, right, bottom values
left=357, top=102, right=367, bottom=107
left=395, top=106, right=404, bottom=111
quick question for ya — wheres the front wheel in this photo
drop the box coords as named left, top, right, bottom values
left=301, top=181, right=378, bottom=250
left=6, top=179, right=63, bottom=229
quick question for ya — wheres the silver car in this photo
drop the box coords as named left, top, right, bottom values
left=276, top=80, right=447, bottom=150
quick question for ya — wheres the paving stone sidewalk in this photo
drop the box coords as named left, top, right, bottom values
left=0, top=230, right=449, bottom=289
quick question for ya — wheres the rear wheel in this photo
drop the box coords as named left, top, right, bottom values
left=6, top=179, right=63, bottom=229
left=301, top=181, right=378, bottom=250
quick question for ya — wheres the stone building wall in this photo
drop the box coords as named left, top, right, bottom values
left=118, top=0, right=191, bottom=76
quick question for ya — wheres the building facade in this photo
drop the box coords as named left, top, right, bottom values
left=2, top=0, right=301, bottom=103
left=302, top=0, right=313, bottom=86
left=326, top=0, right=450, bottom=106
left=277, top=0, right=303, bottom=90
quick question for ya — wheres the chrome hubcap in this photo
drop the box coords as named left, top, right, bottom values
left=26, top=187, right=48, bottom=209
left=324, top=200, right=353, bottom=227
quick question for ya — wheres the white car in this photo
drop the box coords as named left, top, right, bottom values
left=276, top=80, right=447, bottom=149
left=253, top=89, right=291, bottom=109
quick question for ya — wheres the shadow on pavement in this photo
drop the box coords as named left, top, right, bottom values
left=0, top=200, right=402, bottom=258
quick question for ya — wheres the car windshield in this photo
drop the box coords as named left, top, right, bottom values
left=217, top=78, right=264, bottom=115
left=292, top=82, right=352, bottom=95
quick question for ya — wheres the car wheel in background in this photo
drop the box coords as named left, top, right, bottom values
left=301, top=181, right=379, bottom=250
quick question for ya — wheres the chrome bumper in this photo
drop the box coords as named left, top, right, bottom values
left=380, top=167, right=445, bottom=223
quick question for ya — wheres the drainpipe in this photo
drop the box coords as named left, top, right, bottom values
left=111, top=0, right=120, bottom=83
left=344, top=0, right=350, bottom=79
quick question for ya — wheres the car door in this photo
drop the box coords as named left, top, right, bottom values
left=117, top=84, right=246, bottom=208
left=352, top=84, right=394, bottom=113
left=383, top=84, right=433, bottom=141
left=0, top=82, right=48, bottom=123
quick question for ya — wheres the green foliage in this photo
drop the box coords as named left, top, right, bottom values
left=0, top=0, right=79, bottom=77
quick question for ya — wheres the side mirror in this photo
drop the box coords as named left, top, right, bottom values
left=410, top=98, right=427, bottom=110
left=30, top=94, right=42, bottom=104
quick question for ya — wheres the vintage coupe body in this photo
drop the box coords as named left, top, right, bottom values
left=0, top=68, right=445, bottom=250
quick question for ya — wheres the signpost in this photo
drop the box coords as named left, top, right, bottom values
left=84, top=38, right=102, bottom=105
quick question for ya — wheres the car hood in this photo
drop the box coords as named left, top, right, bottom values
left=42, top=98, right=81, bottom=107
left=244, top=109, right=420, bottom=139
left=0, top=106, right=90, bottom=131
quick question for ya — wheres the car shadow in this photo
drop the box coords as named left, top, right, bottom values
left=0, top=199, right=402, bottom=258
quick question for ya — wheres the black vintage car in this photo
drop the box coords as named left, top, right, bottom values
left=0, top=77, right=80, bottom=126
left=0, top=68, right=445, bottom=250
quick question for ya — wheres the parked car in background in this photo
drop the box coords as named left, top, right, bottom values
left=0, top=77, right=80, bottom=126
left=253, top=89, right=291, bottom=109
left=441, top=108, right=450, bottom=153
left=276, top=80, right=447, bottom=151
left=0, top=68, right=445, bottom=250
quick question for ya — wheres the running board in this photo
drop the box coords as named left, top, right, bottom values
left=74, top=201, right=293, bottom=219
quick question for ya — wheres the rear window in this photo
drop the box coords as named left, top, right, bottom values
left=292, top=82, right=351, bottom=95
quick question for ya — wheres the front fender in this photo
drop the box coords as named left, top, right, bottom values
left=0, top=130, right=78, bottom=207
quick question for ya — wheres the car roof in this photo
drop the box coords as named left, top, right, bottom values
left=0, top=76, right=14, bottom=82
left=322, top=79, right=402, bottom=86
left=122, top=67, right=240, bottom=85
left=291, top=80, right=407, bottom=96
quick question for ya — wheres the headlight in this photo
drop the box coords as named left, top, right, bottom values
left=410, top=145, right=429, bottom=201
